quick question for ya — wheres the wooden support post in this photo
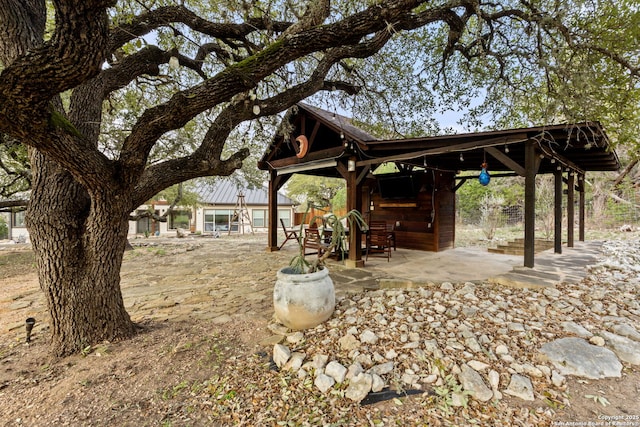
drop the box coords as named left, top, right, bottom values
left=346, top=158, right=364, bottom=268
left=266, top=170, right=280, bottom=252
left=579, top=174, right=585, bottom=242
left=567, top=172, right=575, bottom=248
left=554, top=168, right=563, bottom=254
left=524, top=141, right=537, bottom=268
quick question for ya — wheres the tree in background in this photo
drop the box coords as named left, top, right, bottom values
left=479, top=193, right=505, bottom=240
left=0, top=215, right=8, bottom=239
left=1, top=0, right=638, bottom=355
left=285, top=175, right=344, bottom=211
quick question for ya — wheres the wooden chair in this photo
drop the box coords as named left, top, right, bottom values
left=369, top=220, right=396, bottom=251
left=386, top=223, right=397, bottom=251
left=303, top=224, right=330, bottom=256
left=366, top=221, right=392, bottom=261
left=279, top=218, right=298, bottom=249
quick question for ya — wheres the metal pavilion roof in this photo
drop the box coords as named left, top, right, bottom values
left=194, top=179, right=296, bottom=206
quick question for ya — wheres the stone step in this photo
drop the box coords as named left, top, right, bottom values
left=488, top=239, right=554, bottom=255
left=511, top=266, right=563, bottom=281
left=488, top=272, right=557, bottom=289
left=488, top=247, right=525, bottom=256
left=513, top=238, right=554, bottom=245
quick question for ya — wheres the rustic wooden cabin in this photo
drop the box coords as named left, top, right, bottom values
left=258, top=103, right=619, bottom=268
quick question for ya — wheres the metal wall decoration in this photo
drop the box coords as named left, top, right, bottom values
left=294, top=135, right=309, bottom=158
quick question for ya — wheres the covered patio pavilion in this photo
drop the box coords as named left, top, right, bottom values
left=258, top=103, right=620, bottom=268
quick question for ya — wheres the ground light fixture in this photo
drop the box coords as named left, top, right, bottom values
left=25, top=317, right=35, bottom=343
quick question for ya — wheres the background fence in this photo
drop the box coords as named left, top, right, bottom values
left=456, top=175, right=639, bottom=242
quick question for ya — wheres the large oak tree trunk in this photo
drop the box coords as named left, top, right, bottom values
left=1, top=0, right=136, bottom=356
left=26, top=153, right=136, bottom=356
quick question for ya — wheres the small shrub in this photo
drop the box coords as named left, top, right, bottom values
left=480, top=193, right=505, bottom=240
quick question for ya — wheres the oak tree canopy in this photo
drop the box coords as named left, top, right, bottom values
left=0, top=0, right=637, bottom=355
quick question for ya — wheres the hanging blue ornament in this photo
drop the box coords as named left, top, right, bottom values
left=479, top=162, right=490, bottom=186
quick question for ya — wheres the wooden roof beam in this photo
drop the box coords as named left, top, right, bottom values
left=537, top=142, right=586, bottom=176
left=357, top=135, right=529, bottom=167
left=485, top=146, right=526, bottom=176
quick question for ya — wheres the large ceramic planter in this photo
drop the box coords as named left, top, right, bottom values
left=273, top=266, right=335, bottom=330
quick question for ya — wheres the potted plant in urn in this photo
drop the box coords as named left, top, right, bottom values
left=273, top=209, right=367, bottom=330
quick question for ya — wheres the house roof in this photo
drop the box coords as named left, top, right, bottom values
left=259, top=103, right=620, bottom=177
left=194, top=179, right=296, bottom=206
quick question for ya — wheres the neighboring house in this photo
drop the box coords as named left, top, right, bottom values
left=128, top=180, right=297, bottom=237
left=1, top=210, right=28, bottom=242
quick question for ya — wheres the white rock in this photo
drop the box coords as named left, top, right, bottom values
left=408, top=332, right=420, bottom=342
left=468, top=360, right=490, bottom=372
left=589, top=336, right=605, bottom=346
left=540, top=338, right=622, bottom=379
left=369, top=361, right=394, bottom=376
left=424, top=374, right=438, bottom=383
left=339, top=334, right=360, bottom=350
left=286, top=331, right=304, bottom=344
left=537, top=365, right=551, bottom=377
left=273, top=344, right=291, bottom=369
left=401, top=341, right=420, bottom=349
left=283, top=352, right=305, bottom=371
left=501, top=355, right=515, bottom=363
left=465, top=337, right=483, bottom=353
left=355, top=353, right=373, bottom=367
left=346, top=326, right=359, bottom=335
left=345, top=373, right=373, bottom=402
left=402, top=372, right=420, bottom=386
left=434, top=303, right=447, bottom=314
left=459, top=364, right=493, bottom=402
left=488, top=370, right=500, bottom=390
left=508, top=323, right=526, bottom=332
left=543, top=288, right=561, bottom=298
left=440, top=282, right=454, bottom=291
left=371, top=373, right=385, bottom=392
left=551, top=370, right=565, bottom=387
left=311, top=354, right=329, bottom=370
left=599, top=330, right=640, bottom=365
left=297, top=368, right=308, bottom=379
left=504, top=374, right=535, bottom=401
left=314, top=373, right=335, bottom=393
left=346, top=362, right=364, bottom=380
left=325, top=361, right=347, bottom=383
left=611, top=323, right=640, bottom=342
left=495, top=344, right=509, bottom=355
left=456, top=283, right=476, bottom=296
left=385, top=349, right=398, bottom=360
left=523, top=364, right=543, bottom=378
left=360, top=329, right=379, bottom=344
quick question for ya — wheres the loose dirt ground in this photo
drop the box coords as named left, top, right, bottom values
left=0, top=236, right=638, bottom=426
